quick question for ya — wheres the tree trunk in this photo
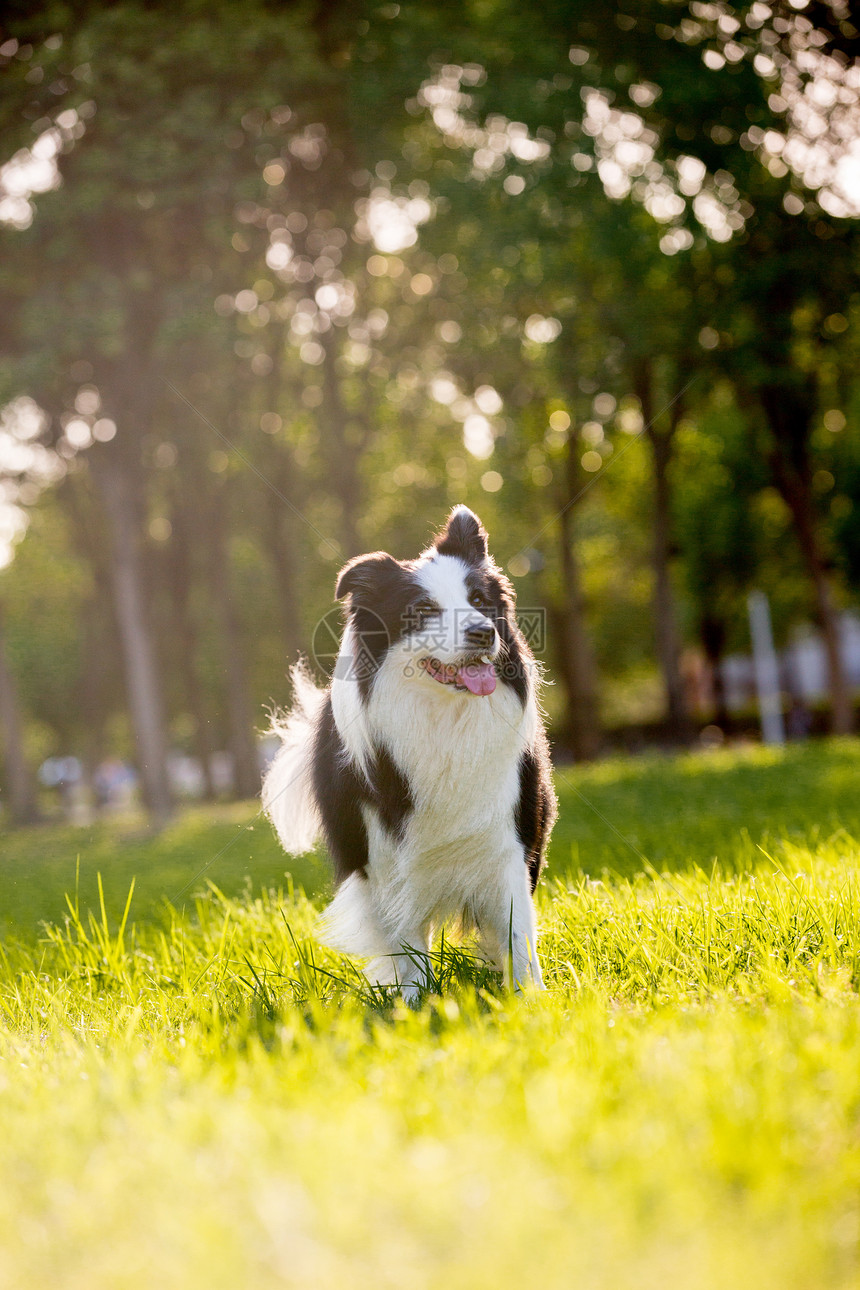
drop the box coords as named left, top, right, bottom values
left=554, top=501, right=601, bottom=761
left=762, top=386, right=853, bottom=734
left=700, top=615, right=730, bottom=729
left=780, top=474, right=851, bottom=733
left=636, top=362, right=691, bottom=739
left=649, top=426, right=690, bottom=737
left=0, top=604, right=39, bottom=826
left=77, top=602, right=112, bottom=798
left=62, top=481, right=127, bottom=803
left=261, top=487, right=303, bottom=665
left=209, top=499, right=261, bottom=800
left=321, top=336, right=362, bottom=557
left=89, top=451, right=174, bottom=825
left=257, top=324, right=307, bottom=658
left=165, top=500, right=216, bottom=800
left=177, top=619, right=217, bottom=801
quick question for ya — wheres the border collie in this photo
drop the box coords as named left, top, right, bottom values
left=262, top=505, right=556, bottom=998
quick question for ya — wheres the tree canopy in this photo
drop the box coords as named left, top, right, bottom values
left=1, top=0, right=859, bottom=819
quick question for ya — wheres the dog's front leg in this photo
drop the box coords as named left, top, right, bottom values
left=365, top=928, right=432, bottom=1005
left=395, top=941, right=432, bottom=1006
left=481, top=854, right=545, bottom=991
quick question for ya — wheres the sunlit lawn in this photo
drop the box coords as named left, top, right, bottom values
left=1, top=738, right=860, bottom=1288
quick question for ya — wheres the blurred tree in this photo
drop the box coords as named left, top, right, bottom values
left=0, top=601, right=38, bottom=825
left=0, top=2, right=334, bottom=819
left=673, top=399, right=763, bottom=723
left=2, top=0, right=860, bottom=815
left=560, top=0, right=860, bottom=731
left=364, top=0, right=860, bottom=734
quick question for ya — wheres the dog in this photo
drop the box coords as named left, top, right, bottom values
left=262, top=505, right=556, bottom=998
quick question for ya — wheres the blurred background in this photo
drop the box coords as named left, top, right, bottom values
left=1, top=0, right=859, bottom=829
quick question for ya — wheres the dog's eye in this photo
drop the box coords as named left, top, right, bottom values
left=468, top=590, right=489, bottom=610
left=414, top=598, right=439, bottom=616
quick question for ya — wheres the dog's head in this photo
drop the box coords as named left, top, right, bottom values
left=334, top=505, right=526, bottom=700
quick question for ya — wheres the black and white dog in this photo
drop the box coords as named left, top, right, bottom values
left=262, top=505, right=556, bottom=997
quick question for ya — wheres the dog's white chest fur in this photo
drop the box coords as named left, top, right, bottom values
left=370, top=653, right=532, bottom=830
left=360, top=657, right=535, bottom=929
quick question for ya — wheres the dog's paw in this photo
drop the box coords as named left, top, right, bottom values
left=510, top=962, right=546, bottom=993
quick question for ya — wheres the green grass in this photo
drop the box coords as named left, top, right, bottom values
left=0, top=799, right=328, bottom=938
left=2, top=739, right=860, bottom=1288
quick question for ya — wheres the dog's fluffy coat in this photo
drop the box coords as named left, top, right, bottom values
left=263, top=506, right=556, bottom=995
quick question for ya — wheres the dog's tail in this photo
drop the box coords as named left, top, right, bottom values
left=262, top=661, right=326, bottom=855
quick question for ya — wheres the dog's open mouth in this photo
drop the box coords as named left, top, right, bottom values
left=419, top=655, right=497, bottom=696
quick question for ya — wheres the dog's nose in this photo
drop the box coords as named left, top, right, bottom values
left=464, top=621, right=496, bottom=651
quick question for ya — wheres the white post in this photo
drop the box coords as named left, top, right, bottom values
left=747, top=591, right=785, bottom=745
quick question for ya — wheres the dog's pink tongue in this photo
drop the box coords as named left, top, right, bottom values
left=458, top=661, right=497, bottom=696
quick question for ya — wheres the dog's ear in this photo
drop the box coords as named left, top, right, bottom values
left=335, top=551, right=402, bottom=601
left=434, top=505, right=489, bottom=564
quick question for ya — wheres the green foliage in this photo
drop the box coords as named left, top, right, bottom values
left=0, top=498, right=93, bottom=745
left=0, top=799, right=328, bottom=938
left=3, top=0, right=860, bottom=775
